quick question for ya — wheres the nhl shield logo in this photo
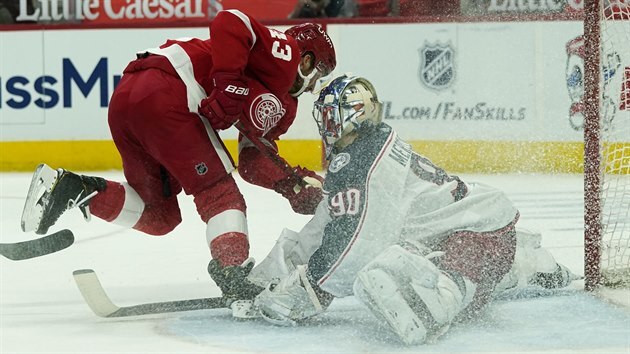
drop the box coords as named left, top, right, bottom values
left=195, top=162, right=208, bottom=175
left=419, top=42, right=455, bottom=91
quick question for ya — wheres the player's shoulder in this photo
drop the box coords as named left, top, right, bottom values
left=325, top=123, right=393, bottom=181
left=352, top=122, right=394, bottom=152
left=164, top=37, right=209, bottom=53
left=214, top=9, right=276, bottom=37
left=214, top=9, right=255, bottom=24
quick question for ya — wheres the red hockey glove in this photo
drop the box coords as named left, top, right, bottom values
left=273, top=167, right=324, bottom=215
left=199, top=72, right=249, bottom=130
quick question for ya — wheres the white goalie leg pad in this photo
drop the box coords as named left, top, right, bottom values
left=254, top=265, right=323, bottom=326
left=495, top=228, right=580, bottom=294
left=247, top=228, right=302, bottom=287
left=495, top=228, right=542, bottom=292
left=353, top=245, right=472, bottom=345
left=248, top=208, right=328, bottom=287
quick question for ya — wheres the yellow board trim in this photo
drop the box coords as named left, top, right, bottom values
left=409, top=140, right=586, bottom=174
left=1, top=139, right=627, bottom=174
left=0, top=140, right=324, bottom=172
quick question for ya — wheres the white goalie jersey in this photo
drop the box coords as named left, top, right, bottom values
left=250, top=122, right=519, bottom=298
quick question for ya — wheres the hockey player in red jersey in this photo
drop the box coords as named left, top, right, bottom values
left=248, top=75, right=579, bottom=345
left=20, top=10, right=336, bottom=304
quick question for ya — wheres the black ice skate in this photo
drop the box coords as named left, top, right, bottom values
left=207, top=258, right=264, bottom=305
left=21, top=163, right=106, bottom=235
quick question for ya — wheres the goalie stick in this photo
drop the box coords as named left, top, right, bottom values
left=73, top=269, right=225, bottom=317
left=0, top=229, right=74, bottom=261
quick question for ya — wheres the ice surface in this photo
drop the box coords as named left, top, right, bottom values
left=1, top=172, right=629, bottom=353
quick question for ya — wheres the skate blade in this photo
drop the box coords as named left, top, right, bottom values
left=355, top=269, right=428, bottom=345
left=21, top=164, right=59, bottom=233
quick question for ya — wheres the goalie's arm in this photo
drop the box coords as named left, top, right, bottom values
left=303, top=132, right=386, bottom=292
left=305, top=168, right=369, bottom=290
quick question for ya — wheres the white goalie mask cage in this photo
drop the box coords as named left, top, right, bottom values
left=312, top=75, right=383, bottom=159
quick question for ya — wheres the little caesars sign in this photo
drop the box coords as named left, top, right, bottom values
left=16, top=0, right=206, bottom=22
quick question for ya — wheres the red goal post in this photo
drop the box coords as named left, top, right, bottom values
left=583, top=0, right=630, bottom=291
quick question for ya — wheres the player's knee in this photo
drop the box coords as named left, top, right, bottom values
left=147, top=216, right=181, bottom=236
left=133, top=204, right=182, bottom=236
left=353, top=245, right=475, bottom=345
left=363, top=244, right=439, bottom=281
left=135, top=215, right=181, bottom=236
left=353, top=267, right=429, bottom=345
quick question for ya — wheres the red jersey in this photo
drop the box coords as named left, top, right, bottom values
left=139, top=9, right=300, bottom=141
left=127, top=9, right=303, bottom=189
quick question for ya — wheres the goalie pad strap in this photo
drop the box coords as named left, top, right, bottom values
left=297, top=265, right=323, bottom=312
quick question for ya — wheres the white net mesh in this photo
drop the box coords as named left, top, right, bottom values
left=599, top=1, right=630, bottom=287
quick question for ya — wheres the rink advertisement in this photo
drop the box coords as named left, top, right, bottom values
left=330, top=21, right=629, bottom=173
left=1, top=20, right=628, bottom=172
left=0, top=25, right=322, bottom=171
left=14, top=0, right=209, bottom=24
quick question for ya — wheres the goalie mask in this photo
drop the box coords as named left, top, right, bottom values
left=312, top=75, right=382, bottom=159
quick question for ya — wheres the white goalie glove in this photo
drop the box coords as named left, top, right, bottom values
left=254, top=265, right=326, bottom=325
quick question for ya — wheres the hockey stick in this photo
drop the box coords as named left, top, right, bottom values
left=73, top=269, right=225, bottom=317
left=0, top=229, right=74, bottom=261
left=234, top=121, right=307, bottom=191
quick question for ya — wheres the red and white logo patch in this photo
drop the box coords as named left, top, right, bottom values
left=249, top=93, right=286, bottom=135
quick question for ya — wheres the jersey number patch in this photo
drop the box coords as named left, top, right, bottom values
left=329, top=188, right=361, bottom=216
left=269, top=29, right=292, bottom=62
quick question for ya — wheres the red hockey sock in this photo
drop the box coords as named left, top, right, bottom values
left=89, top=180, right=125, bottom=222
left=210, top=232, right=249, bottom=267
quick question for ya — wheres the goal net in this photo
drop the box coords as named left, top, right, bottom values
left=584, top=0, right=630, bottom=289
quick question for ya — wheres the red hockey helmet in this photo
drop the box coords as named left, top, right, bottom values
left=285, top=23, right=336, bottom=76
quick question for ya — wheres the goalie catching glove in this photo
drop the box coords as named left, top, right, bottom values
left=198, top=72, right=249, bottom=130
left=273, top=167, right=324, bottom=215
left=254, top=265, right=333, bottom=325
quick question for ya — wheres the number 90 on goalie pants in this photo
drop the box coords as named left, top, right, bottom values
left=352, top=245, right=476, bottom=346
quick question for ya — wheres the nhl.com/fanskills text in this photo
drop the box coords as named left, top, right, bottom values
left=382, top=101, right=527, bottom=121
left=15, top=0, right=206, bottom=22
